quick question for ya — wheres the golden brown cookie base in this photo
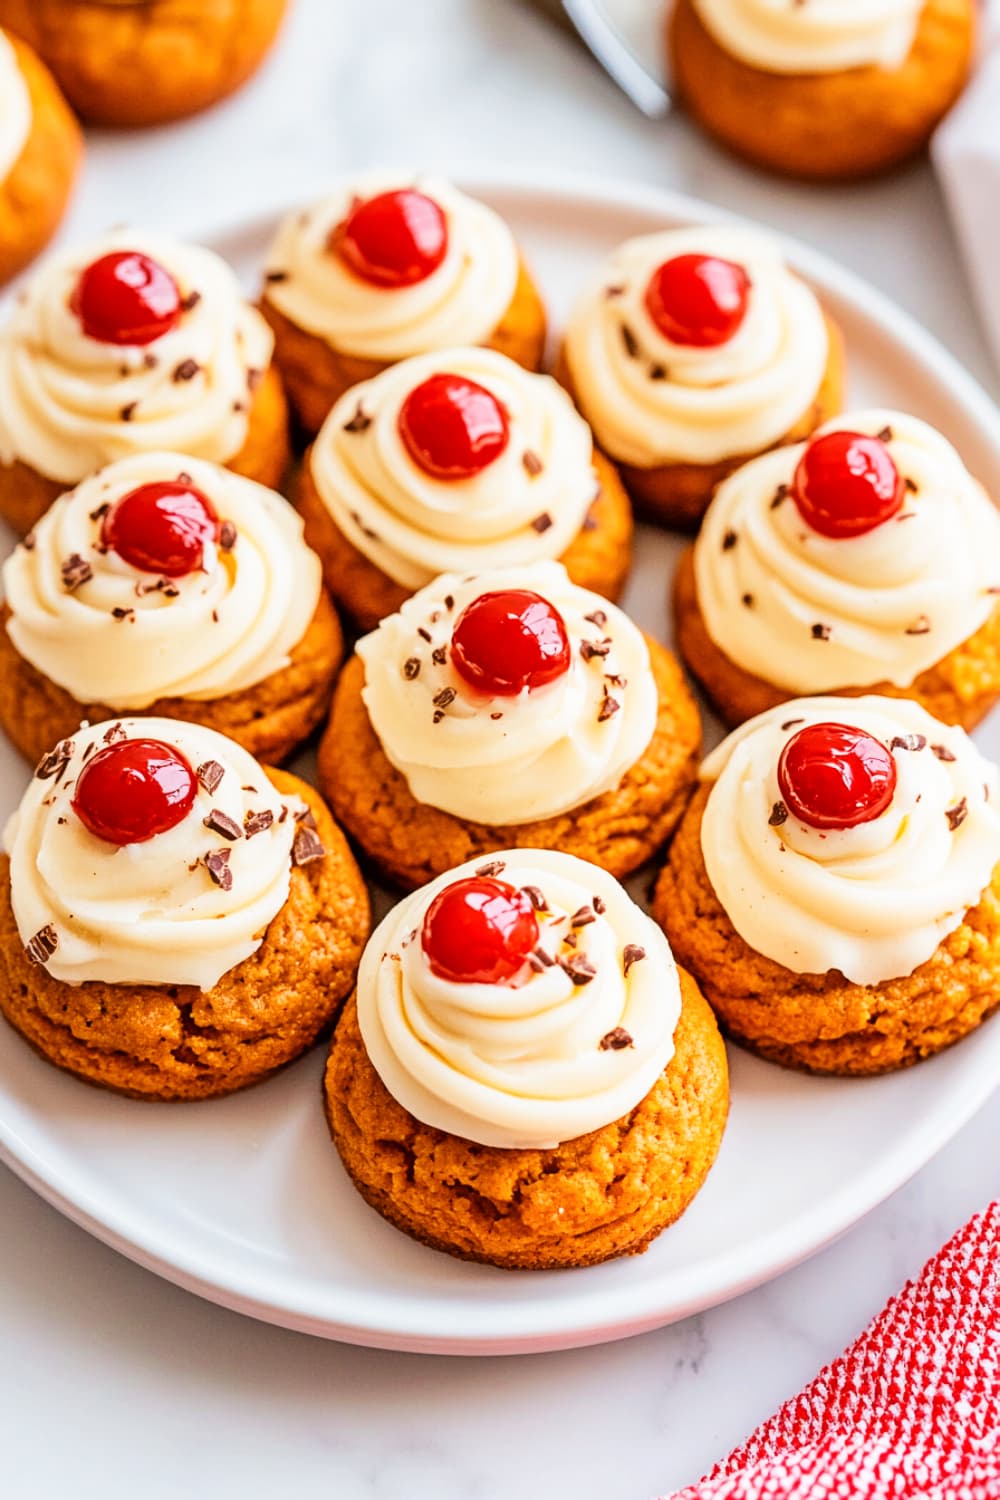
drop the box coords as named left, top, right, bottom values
left=263, top=254, right=548, bottom=438
left=555, top=314, right=844, bottom=530
left=669, top=0, right=976, bottom=181
left=653, top=784, right=1000, bottom=1075
left=296, top=445, right=633, bottom=633
left=673, top=544, right=1000, bottom=732
left=0, top=771, right=370, bottom=1100
left=318, top=634, right=701, bottom=889
left=0, top=34, right=81, bottom=286
left=324, top=968, right=728, bottom=1270
left=0, top=589, right=344, bottom=768
left=0, top=363, right=291, bottom=537
left=0, top=0, right=289, bottom=126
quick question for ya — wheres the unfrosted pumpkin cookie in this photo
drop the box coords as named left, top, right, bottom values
left=0, top=0, right=289, bottom=127
left=653, top=696, right=1000, bottom=1075
left=669, top=0, right=975, bottom=181
left=262, top=173, right=546, bottom=435
left=558, top=225, right=844, bottom=527
left=0, top=229, right=290, bottom=536
left=676, top=411, right=1000, bottom=731
left=0, top=29, right=81, bottom=286
left=318, top=561, right=700, bottom=888
left=0, top=453, right=342, bottom=765
left=296, top=347, right=632, bottom=630
left=0, top=718, right=370, bottom=1100
left=325, top=849, right=728, bottom=1269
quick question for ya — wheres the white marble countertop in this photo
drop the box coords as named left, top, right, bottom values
left=3, top=2, right=999, bottom=1496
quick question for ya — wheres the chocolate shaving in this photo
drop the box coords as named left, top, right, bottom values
left=620, top=322, right=640, bottom=358
left=62, top=553, right=94, bottom=591
left=176, top=471, right=192, bottom=484
left=722, top=529, right=738, bottom=551
left=475, top=860, right=506, bottom=877
left=530, top=945, right=555, bottom=969
left=570, top=905, right=596, bottom=928
left=204, top=848, right=232, bottom=890
left=403, top=657, right=421, bottom=680
left=769, top=801, right=789, bottom=827
left=218, top=520, right=237, bottom=552
left=622, top=944, right=646, bottom=975
left=433, top=686, right=456, bottom=710
left=180, top=290, right=201, bottom=313
left=294, top=805, right=318, bottom=830
left=742, top=593, right=754, bottom=608
left=444, top=594, right=455, bottom=611
left=905, top=615, right=931, bottom=636
left=490, top=711, right=503, bottom=720
left=244, top=809, right=274, bottom=839
left=111, top=606, right=135, bottom=622
left=89, top=501, right=110, bottom=522
left=891, top=734, right=927, bottom=752
left=521, top=885, right=547, bottom=911
left=811, top=623, right=831, bottom=641
left=946, top=798, right=968, bottom=832
left=931, top=744, right=957, bottom=763
left=203, top=809, right=243, bottom=841
left=781, top=718, right=805, bottom=732
left=770, top=484, right=789, bottom=510
left=584, top=610, right=607, bottom=628
left=431, top=646, right=447, bottom=666
left=25, top=925, right=58, bottom=966
left=143, top=352, right=158, bottom=370
left=35, top=740, right=74, bottom=782
left=580, top=638, right=612, bottom=662
left=522, top=450, right=543, bottom=477
left=904, top=477, right=919, bottom=494
left=417, top=627, right=432, bottom=643
left=103, top=723, right=126, bottom=744
left=432, top=710, right=445, bottom=724
left=560, top=953, right=596, bottom=986
left=264, top=270, right=289, bottom=283
left=593, top=895, right=606, bottom=915
left=605, top=284, right=625, bottom=299
left=604, top=673, right=627, bottom=689
left=599, top=1027, right=633, bottom=1051
left=196, top=759, right=224, bottom=793
left=120, top=402, right=137, bottom=422
left=876, top=425, right=894, bottom=443
left=649, top=363, right=668, bottom=381
left=342, top=403, right=371, bottom=433
left=292, top=823, right=326, bottom=866
left=597, top=693, right=620, bottom=723
left=173, top=358, right=200, bottom=383
left=531, top=512, right=553, bottom=533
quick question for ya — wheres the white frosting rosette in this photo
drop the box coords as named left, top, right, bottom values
left=3, top=453, right=322, bottom=708
left=700, top=696, right=1000, bottom=986
left=0, top=31, right=30, bottom=185
left=692, top=0, right=922, bottom=74
left=357, top=562, right=657, bottom=824
left=695, top=410, right=1000, bottom=693
left=0, top=229, right=274, bottom=485
left=310, top=347, right=598, bottom=589
left=358, top=848, right=679, bottom=1149
left=4, top=718, right=304, bottom=990
left=264, top=171, right=520, bottom=359
left=563, top=224, right=829, bottom=469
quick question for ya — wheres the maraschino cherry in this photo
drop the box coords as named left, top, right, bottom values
left=793, top=431, right=904, bottom=539
left=777, top=722, right=897, bottom=831
left=333, top=189, right=448, bottom=288
left=398, top=373, right=509, bottom=480
left=72, top=251, right=182, bottom=346
left=644, top=253, right=750, bottom=347
left=101, top=480, right=220, bottom=577
left=451, top=589, right=571, bottom=696
left=421, top=876, right=539, bottom=985
left=72, top=738, right=197, bottom=846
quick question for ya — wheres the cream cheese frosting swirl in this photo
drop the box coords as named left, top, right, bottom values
left=563, top=225, right=829, bottom=468
left=695, top=410, right=1000, bottom=692
left=4, top=718, right=303, bottom=990
left=0, top=31, right=31, bottom=185
left=0, top=229, right=274, bottom=485
left=691, top=0, right=922, bottom=75
left=3, top=453, right=322, bottom=708
left=358, top=849, right=679, bottom=1149
left=700, top=696, right=1000, bottom=986
left=310, top=347, right=598, bottom=588
left=264, top=172, right=519, bottom=359
left=357, top=562, right=657, bottom=824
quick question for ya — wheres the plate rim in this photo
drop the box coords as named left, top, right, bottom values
left=2, top=168, right=999, bottom=1355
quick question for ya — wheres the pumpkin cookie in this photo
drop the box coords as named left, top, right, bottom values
left=296, top=346, right=632, bottom=631
left=0, top=453, right=342, bottom=765
left=653, top=696, right=1000, bottom=1075
left=559, top=224, right=843, bottom=528
left=0, top=30, right=80, bottom=286
left=0, top=0, right=289, bottom=127
left=262, top=173, right=546, bottom=435
left=677, top=411, right=1000, bottom=731
left=325, top=849, right=728, bottom=1269
left=669, top=0, right=975, bottom=181
left=0, top=228, right=290, bottom=536
left=0, top=718, right=370, bottom=1100
left=318, top=561, right=701, bottom=888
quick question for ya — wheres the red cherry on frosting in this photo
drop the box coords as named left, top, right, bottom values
left=398, top=373, right=509, bottom=480
left=72, top=738, right=197, bottom=846
left=777, top=722, right=897, bottom=831
left=101, top=480, right=220, bottom=577
left=644, top=253, right=751, bottom=347
left=421, top=876, right=540, bottom=985
left=333, top=189, right=448, bottom=288
left=450, top=589, right=571, bottom=697
left=792, top=431, right=904, bottom=539
left=72, top=251, right=183, bottom=346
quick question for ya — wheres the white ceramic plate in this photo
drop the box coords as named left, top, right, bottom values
left=1, top=174, right=999, bottom=1356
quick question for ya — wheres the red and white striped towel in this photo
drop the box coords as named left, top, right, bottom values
left=663, top=1203, right=1000, bottom=1500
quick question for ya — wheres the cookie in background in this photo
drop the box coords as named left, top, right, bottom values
left=0, top=28, right=80, bottom=285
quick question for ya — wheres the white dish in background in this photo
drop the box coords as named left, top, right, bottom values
left=0, top=175, right=998, bottom=1356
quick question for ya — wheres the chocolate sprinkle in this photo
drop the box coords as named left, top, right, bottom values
left=444, top=594, right=455, bottom=612
left=173, top=358, right=200, bottom=383
left=946, top=798, right=968, bottom=832
left=876, top=425, right=894, bottom=443
left=769, top=800, right=789, bottom=827
left=570, top=905, right=596, bottom=928
left=62, top=553, right=94, bottom=591
left=264, top=270, right=289, bottom=283
left=811, top=623, right=831, bottom=641
left=905, top=615, right=931, bottom=636
left=580, top=638, right=612, bottom=662
left=35, top=740, right=73, bottom=782
left=204, top=848, right=233, bottom=890
left=180, top=290, right=202, bottom=313
left=244, top=809, right=274, bottom=839
left=403, top=657, right=421, bottom=680
left=593, top=895, right=606, bottom=915
left=25, top=925, right=58, bottom=966
left=342, top=403, right=371, bottom=433
left=417, top=627, right=432, bottom=643
left=219, top=520, right=237, bottom=552
left=120, top=402, right=137, bottom=422
left=522, top=449, right=543, bottom=477
left=742, top=593, right=754, bottom=608
left=781, top=718, right=805, bottom=731
left=292, top=823, right=326, bottom=866
left=620, top=322, right=640, bottom=359
left=770, top=484, right=789, bottom=510
left=530, top=512, right=553, bottom=533
left=722, top=529, right=738, bottom=551
left=599, top=1027, right=633, bottom=1052
left=196, top=759, right=224, bottom=793
left=931, top=744, right=957, bottom=763
left=475, top=860, right=506, bottom=877
left=433, top=686, right=456, bottom=710
left=904, top=477, right=919, bottom=494
left=521, top=885, right=547, bottom=911
left=431, top=646, right=447, bottom=666
left=203, top=809, right=243, bottom=841
left=622, top=944, right=646, bottom=975
left=597, top=694, right=620, bottom=723
left=891, top=734, right=927, bottom=752
left=649, top=363, right=668, bottom=381
left=89, top=501, right=110, bottom=522
left=560, top=953, right=597, bottom=986
left=111, top=606, right=135, bottom=622
left=584, top=610, right=607, bottom=628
